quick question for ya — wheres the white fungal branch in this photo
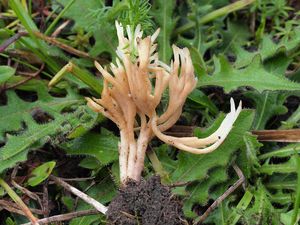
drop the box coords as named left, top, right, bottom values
left=151, top=99, right=242, bottom=154
left=86, top=21, right=242, bottom=184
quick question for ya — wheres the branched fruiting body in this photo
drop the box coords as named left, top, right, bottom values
left=86, top=21, right=241, bottom=184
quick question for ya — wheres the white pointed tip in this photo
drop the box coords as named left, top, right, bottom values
left=94, top=60, right=101, bottom=68
left=238, top=101, right=242, bottom=110
left=235, top=101, right=243, bottom=120
left=230, top=98, right=235, bottom=111
left=94, top=61, right=104, bottom=72
left=151, top=28, right=160, bottom=42
left=172, top=44, right=179, bottom=51
left=136, top=24, right=141, bottom=30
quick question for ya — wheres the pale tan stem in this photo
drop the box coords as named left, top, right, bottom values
left=132, top=128, right=151, bottom=181
left=157, top=106, right=182, bottom=132
left=119, top=129, right=129, bottom=183
left=126, top=133, right=138, bottom=179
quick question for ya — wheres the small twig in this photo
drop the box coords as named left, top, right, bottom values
left=233, top=164, right=246, bottom=190
left=11, top=180, right=43, bottom=209
left=21, top=209, right=99, bottom=225
left=5, top=63, right=45, bottom=90
left=33, top=31, right=92, bottom=59
left=0, top=178, right=40, bottom=225
left=193, top=164, right=245, bottom=224
left=60, top=177, right=96, bottom=182
left=74, top=180, right=96, bottom=209
left=51, top=20, right=71, bottom=37
left=11, top=164, right=20, bottom=180
left=120, top=210, right=136, bottom=219
left=252, top=129, right=300, bottom=142
left=42, top=181, right=49, bottom=217
left=0, top=199, right=27, bottom=216
left=165, top=125, right=196, bottom=137
left=0, top=32, right=28, bottom=53
left=0, top=200, right=44, bottom=215
left=49, top=175, right=107, bottom=214
left=168, top=181, right=191, bottom=188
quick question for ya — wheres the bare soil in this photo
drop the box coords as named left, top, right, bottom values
left=106, top=176, right=188, bottom=225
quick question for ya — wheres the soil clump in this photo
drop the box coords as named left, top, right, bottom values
left=106, top=176, right=188, bottom=225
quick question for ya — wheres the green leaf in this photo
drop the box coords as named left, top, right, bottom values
left=240, top=182, right=281, bottom=225
left=9, top=0, right=38, bottom=34
left=259, top=143, right=300, bottom=160
left=188, top=89, right=218, bottom=115
left=61, top=196, right=75, bottom=211
left=233, top=31, right=300, bottom=68
left=280, top=104, right=300, bottom=129
left=27, top=161, right=56, bottom=186
left=5, top=217, right=15, bottom=225
left=151, top=0, right=176, bottom=62
left=79, top=157, right=102, bottom=170
left=0, top=83, right=96, bottom=173
left=0, top=83, right=82, bottom=140
left=0, top=108, right=91, bottom=173
left=89, top=25, right=118, bottom=58
left=238, top=133, right=262, bottom=178
left=64, top=130, right=119, bottom=165
left=280, top=209, right=300, bottom=225
left=226, top=191, right=254, bottom=225
left=182, top=167, right=228, bottom=218
left=220, top=21, right=252, bottom=53
left=0, top=117, right=64, bottom=161
left=259, top=155, right=298, bottom=175
left=263, top=54, right=292, bottom=77
left=0, top=66, right=15, bottom=84
left=154, top=144, right=177, bottom=175
left=244, top=91, right=288, bottom=129
left=56, top=0, right=104, bottom=29
left=198, top=55, right=300, bottom=93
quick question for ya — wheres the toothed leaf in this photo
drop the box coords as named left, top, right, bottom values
left=198, top=55, right=300, bottom=93
left=151, top=0, right=176, bottom=62
left=63, top=130, right=119, bottom=165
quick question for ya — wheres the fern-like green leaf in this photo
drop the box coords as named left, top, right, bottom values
left=63, top=129, right=119, bottom=165
left=233, top=30, right=300, bottom=68
left=198, top=55, right=300, bottom=93
left=0, top=108, right=93, bottom=173
left=0, top=84, right=82, bottom=140
left=0, top=116, right=65, bottom=161
left=241, top=182, right=281, bottom=225
left=259, top=155, right=298, bottom=175
left=244, top=90, right=289, bottom=130
left=0, top=83, right=95, bottom=173
left=182, top=167, right=228, bottom=218
left=151, top=0, right=176, bottom=62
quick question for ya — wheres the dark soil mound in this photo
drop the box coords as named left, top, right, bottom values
left=106, top=176, right=188, bottom=225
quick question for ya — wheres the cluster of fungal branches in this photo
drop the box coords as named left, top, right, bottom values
left=86, top=21, right=242, bottom=185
